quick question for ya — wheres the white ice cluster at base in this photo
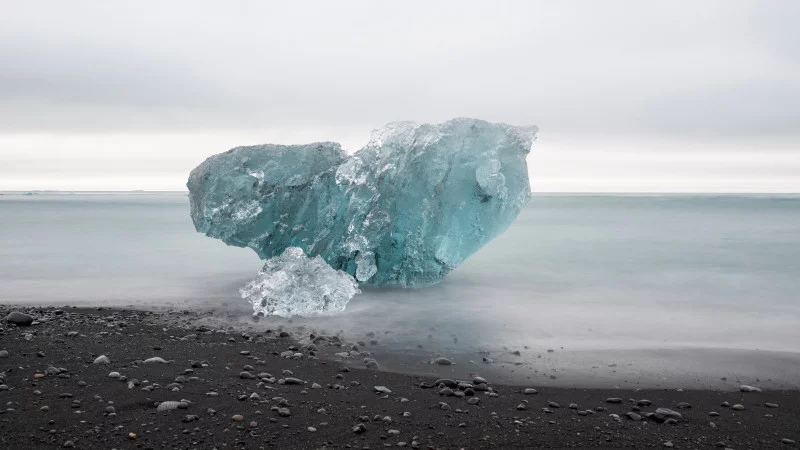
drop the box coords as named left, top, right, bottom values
left=240, top=247, right=360, bottom=317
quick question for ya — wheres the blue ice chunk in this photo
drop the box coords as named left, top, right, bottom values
left=188, top=118, right=537, bottom=287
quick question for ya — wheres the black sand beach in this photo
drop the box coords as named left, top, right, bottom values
left=1, top=306, right=798, bottom=449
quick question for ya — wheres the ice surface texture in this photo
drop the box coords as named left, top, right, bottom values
left=188, top=118, right=537, bottom=287
left=240, top=247, right=360, bottom=316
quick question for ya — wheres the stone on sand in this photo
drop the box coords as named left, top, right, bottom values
left=655, top=408, right=683, bottom=421
left=6, top=311, right=33, bottom=326
left=157, top=401, right=187, bottom=412
left=143, top=357, right=169, bottom=364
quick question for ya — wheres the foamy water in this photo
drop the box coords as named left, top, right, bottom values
left=2, top=192, right=800, bottom=387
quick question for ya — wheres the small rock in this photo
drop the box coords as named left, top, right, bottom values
left=62, top=441, right=75, bottom=448
left=156, top=401, right=187, bottom=412
left=731, top=404, right=745, bottom=411
left=0, top=350, right=9, bottom=358
left=93, top=355, right=110, bottom=365
left=625, top=412, right=642, bottom=421
left=523, top=388, right=538, bottom=395
left=434, top=357, right=452, bottom=366
left=6, top=311, right=33, bottom=326
left=143, top=357, right=169, bottom=364
left=374, top=386, right=392, bottom=394
left=606, top=398, right=622, bottom=404
left=655, top=408, right=683, bottom=421
left=231, top=414, right=244, bottom=421
left=781, top=438, right=796, bottom=445
left=277, top=408, right=291, bottom=417
left=739, top=385, right=761, bottom=393
left=765, top=402, right=779, bottom=408
left=434, top=379, right=457, bottom=388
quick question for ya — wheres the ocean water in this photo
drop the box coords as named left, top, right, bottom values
left=2, top=192, right=800, bottom=387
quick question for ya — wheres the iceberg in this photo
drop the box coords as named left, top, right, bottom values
left=241, top=247, right=360, bottom=317
left=188, top=118, right=536, bottom=288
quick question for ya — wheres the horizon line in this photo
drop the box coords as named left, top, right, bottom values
left=2, top=190, right=799, bottom=195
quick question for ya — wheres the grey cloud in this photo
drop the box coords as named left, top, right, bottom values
left=0, top=0, right=798, bottom=138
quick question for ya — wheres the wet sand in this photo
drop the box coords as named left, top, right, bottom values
left=1, top=306, right=798, bottom=449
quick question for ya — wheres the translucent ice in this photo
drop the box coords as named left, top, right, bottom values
left=240, top=247, right=360, bottom=317
left=188, top=118, right=536, bottom=287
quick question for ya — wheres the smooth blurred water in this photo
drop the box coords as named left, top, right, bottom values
left=2, top=192, right=800, bottom=374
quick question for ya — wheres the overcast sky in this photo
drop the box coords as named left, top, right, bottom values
left=1, top=0, right=798, bottom=192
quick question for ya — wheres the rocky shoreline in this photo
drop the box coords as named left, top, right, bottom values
left=1, top=306, right=798, bottom=449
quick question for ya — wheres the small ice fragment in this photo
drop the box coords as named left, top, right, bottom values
left=240, top=247, right=359, bottom=317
